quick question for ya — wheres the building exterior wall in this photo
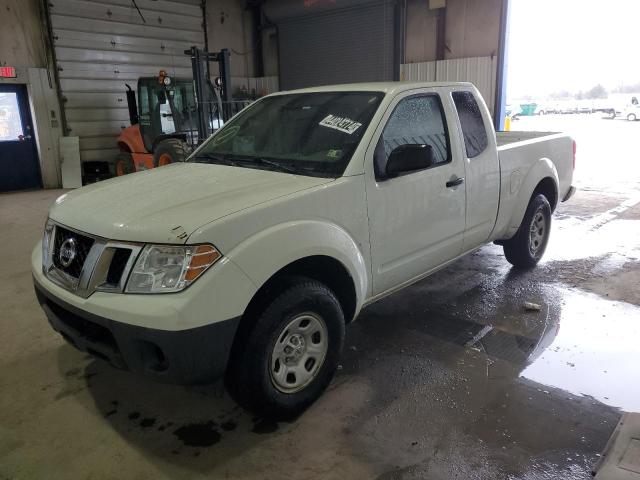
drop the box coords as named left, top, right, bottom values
left=405, top=0, right=439, bottom=63
left=0, top=0, right=46, bottom=68
left=404, top=0, right=502, bottom=63
left=445, top=0, right=501, bottom=59
left=206, top=0, right=255, bottom=78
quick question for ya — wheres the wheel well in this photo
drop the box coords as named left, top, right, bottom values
left=117, top=141, right=131, bottom=153
left=243, top=256, right=358, bottom=326
left=531, top=177, right=558, bottom=212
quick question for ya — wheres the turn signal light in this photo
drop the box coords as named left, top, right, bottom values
left=184, top=245, right=222, bottom=282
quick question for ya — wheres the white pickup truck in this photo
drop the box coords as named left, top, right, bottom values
left=33, top=82, right=575, bottom=418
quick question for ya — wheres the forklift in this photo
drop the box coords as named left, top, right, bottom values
left=114, top=47, right=234, bottom=175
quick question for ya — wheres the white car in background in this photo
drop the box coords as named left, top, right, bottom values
left=623, top=104, right=640, bottom=121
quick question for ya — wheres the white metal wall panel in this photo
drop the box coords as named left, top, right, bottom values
left=230, top=76, right=280, bottom=96
left=401, top=56, right=498, bottom=116
left=49, top=0, right=204, bottom=164
left=400, top=62, right=437, bottom=84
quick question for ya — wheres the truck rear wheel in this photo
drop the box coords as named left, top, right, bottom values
left=226, top=277, right=345, bottom=419
left=153, top=139, right=189, bottom=167
left=114, top=152, right=135, bottom=176
left=503, top=194, right=552, bottom=269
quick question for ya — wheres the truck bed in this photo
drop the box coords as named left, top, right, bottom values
left=496, top=131, right=559, bottom=148
left=493, top=130, right=575, bottom=240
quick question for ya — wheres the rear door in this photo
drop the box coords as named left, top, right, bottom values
left=0, top=84, right=42, bottom=192
left=366, top=89, right=467, bottom=295
left=451, top=89, right=500, bottom=250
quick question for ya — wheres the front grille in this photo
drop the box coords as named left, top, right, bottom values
left=52, top=227, right=95, bottom=278
left=43, top=220, right=144, bottom=297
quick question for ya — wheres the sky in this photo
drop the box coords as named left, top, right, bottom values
left=506, top=0, right=640, bottom=99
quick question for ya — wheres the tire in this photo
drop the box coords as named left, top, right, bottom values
left=503, top=194, right=552, bottom=269
left=152, top=139, right=189, bottom=168
left=226, top=277, right=345, bottom=419
left=114, top=152, right=135, bottom=176
left=627, top=113, right=637, bottom=122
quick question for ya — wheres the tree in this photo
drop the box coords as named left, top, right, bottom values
left=585, top=84, right=608, bottom=99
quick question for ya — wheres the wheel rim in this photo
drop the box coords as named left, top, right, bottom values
left=269, top=313, right=328, bottom=394
left=158, top=153, right=172, bottom=166
left=116, top=160, right=127, bottom=176
left=529, top=209, right=547, bottom=257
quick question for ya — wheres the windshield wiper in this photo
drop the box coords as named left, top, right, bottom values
left=248, top=157, right=300, bottom=174
left=223, top=155, right=304, bottom=175
left=190, top=153, right=240, bottom=167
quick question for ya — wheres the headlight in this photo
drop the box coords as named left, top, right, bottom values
left=125, top=244, right=222, bottom=293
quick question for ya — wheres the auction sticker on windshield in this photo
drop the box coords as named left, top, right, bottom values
left=319, top=115, right=362, bottom=134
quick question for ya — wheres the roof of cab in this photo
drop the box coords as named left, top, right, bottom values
left=271, top=81, right=476, bottom=96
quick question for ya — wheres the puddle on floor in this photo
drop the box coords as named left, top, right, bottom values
left=521, top=287, right=640, bottom=412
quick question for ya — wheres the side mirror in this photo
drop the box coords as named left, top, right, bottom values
left=385, top=144, right=434, bottom=177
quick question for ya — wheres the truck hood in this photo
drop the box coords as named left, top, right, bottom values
left=50, top=163, right=333, bottom=243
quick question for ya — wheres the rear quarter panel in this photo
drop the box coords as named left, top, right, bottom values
left=493, top=133, right=574, bottom=239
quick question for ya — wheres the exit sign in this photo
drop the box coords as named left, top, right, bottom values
left=0, top=66, right=16, bottom=78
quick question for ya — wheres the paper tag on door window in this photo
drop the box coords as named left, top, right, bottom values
left=319, top=115, right=362, bottom=134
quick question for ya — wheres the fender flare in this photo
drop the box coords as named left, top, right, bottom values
left=117, top=124, right=147, bottom=154
left=504, top=158, right=559, bottom=238
left=225, top=220, right=369, bottom=315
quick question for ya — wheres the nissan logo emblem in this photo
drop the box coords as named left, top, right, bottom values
left=58, top=238, right=77, bottom=268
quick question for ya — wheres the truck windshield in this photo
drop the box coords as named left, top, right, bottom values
left=190, top=91, right=384, bottom=177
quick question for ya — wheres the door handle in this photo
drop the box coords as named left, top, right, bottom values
left=446, top=177, right=464, bottom=188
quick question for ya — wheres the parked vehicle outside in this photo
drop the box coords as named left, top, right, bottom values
left=33, top=82, right=576, bottom=418
left=623, top=104, right=640, bottom=121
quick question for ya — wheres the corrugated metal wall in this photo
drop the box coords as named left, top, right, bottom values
left=230, top=75, right=280, bottom=96
left=401, top=56, right=498, bottom=116
left=49, top=0, right=204, bottom=164
left=276, top=1, right=395, bottom=90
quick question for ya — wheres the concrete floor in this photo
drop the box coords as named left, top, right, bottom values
left=1, top=116, right=639, bottom=479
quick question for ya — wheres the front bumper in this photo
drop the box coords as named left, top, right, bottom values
left=35, top=281, right=240, bottom=384
left=562, top=185, right=577, bottom=202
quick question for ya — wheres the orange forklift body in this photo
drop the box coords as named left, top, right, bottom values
left=117, top=124, right=154, bottom=172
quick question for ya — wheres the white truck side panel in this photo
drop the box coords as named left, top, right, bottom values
left=187, top=175, right=372, bottom=315
left=493, top=133, right=574, bottom=240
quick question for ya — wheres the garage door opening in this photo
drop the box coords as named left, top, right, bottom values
left=505, top=0, right=640, bottom=195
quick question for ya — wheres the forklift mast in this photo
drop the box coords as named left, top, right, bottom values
left=184, top=46, right=232, bottom=143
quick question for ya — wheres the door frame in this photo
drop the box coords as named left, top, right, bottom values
left=0, top=82, right=43, bottom=191
left=362, top=86, right=469, bottom=295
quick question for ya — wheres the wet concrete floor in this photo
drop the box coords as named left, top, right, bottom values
left=1, top=176, right=639, bottom=478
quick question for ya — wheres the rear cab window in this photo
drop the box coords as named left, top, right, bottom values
left=452, top=91, right=488, bottom=158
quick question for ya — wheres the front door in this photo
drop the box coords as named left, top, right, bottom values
left=366, top=91, right=467, bottom=295
left=0, top=84, right=41, bottom=191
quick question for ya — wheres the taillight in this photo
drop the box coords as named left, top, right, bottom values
left=572, top=140, right=577, bottom=170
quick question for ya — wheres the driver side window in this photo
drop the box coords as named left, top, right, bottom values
left=375, top=94, right=450, bottom=178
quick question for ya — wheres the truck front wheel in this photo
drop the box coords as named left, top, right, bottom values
left=226, top=278, right=345, bottom=419
left=503, top=194, right=552, bottom=268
